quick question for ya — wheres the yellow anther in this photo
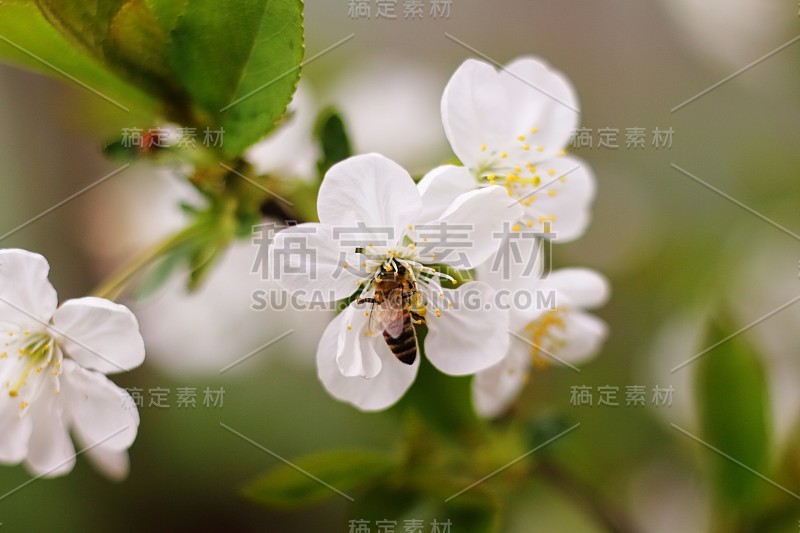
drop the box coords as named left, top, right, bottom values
left=501, top=152, right=508, bottom=159
left=512, top=224, right=521, bottom=232
left=522, top=145, right=530, bottom=151
left=481, top=144, right=487, bottom=152
left=518, top=135, right=526, bottom=141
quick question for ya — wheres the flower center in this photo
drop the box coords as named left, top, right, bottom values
left=355, top=239, right=456, bottom=323
left=524, top=309, right=567, bottom=369
left=476, top=132, right=567, bottom=231
left=2, top=330, right=60, bottom=399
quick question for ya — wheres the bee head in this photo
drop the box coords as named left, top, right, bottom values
left=378, top=263, right=406, bottom=280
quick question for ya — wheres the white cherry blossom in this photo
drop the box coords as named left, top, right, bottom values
left=0, top=249, right=144, bottom=479
left=438, top=57, right=596, bottom=242
left=473, top=257, right=609, bottom=418
left=272, top=153, right=523, bottom=410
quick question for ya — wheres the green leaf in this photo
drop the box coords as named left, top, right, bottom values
left=168, top=0, right=305, bottom=158
left=243, top=450, right=396, bottom=509
left=133, top=242, right=194, bottom=299
left=695, top=314, right=771, bottom=510
left=34, top=0, right=181, bottom=103
left=314, top=107, right=353, bottom=178
left=0, top=2, right=159, bottom=124
left=144, top=0, right=188, bottom=34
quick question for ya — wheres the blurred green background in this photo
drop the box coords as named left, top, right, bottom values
left=1, top=0, right=799, bottom=531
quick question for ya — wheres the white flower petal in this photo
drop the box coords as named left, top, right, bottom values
left=473, top=341, right=530, bottom=418
left=415, top=186, right=523, bottom=269
left=317, top=312, right=418, bottom=411
left=441, top=57, right=579, bottom=171
left=416, top=165, right=477, bottom=223
left=441, top=59, right=511, bottom=169
left=516, top=155, right=596, bottom=242
left=476, top=235, right=545, bottom=296
left=542, top=268, right=610, bottom=310
left=52, top=297, right=145, bottom=374
left=317, top=154, right=422, bottom=239
left=0, top=249, right=58, bottom=326
left=0, top=397, right=32, bottom=464
left=424, top=282, right=509, bottom=375
left=335, top=304, right=383, bottom=379
left=558, top=312, right=608, bottom=364
left=24, top=395, right=75, bottom=478
left=84, top=444, right=130, bottom=482
left=60, top=361, right=139, bottom=451
left=271, top=223, right=364, bottom=303
left=501, top=56, right=579, bottom=160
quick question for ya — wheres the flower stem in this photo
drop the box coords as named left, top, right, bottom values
left=91, top=226, right=202, bottom=301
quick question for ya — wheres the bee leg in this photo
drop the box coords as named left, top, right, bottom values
left=411, top=311, right=426, bottom=325
left=357, top=297, right=377, bottom=304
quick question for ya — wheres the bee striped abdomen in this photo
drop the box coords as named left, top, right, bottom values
left=383, top=312, right=417, bottom=365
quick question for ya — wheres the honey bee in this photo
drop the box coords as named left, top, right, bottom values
left=358, top=263, right=426, bottom=365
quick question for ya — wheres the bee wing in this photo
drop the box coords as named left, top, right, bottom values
left=373, top=289, right=406, bottom=339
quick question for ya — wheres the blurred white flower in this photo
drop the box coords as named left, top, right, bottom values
left=0, top=249, right=143, bottom=479
left=473, top=256, right=609, bottom=418
left=136, top=240, right=330, bottom=376
left=273, top=154, right=522, bottom=410
left=245, top=83, right=320, bottom=181
left=82, top=167, right=330, bottom=377
left=648, top=237, right=800, bottom=455
left=439, top=57, right=596, bottom=242
left=662, top=0, right=794, bottom=75
left=330, top=57, right=449, bottom=174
